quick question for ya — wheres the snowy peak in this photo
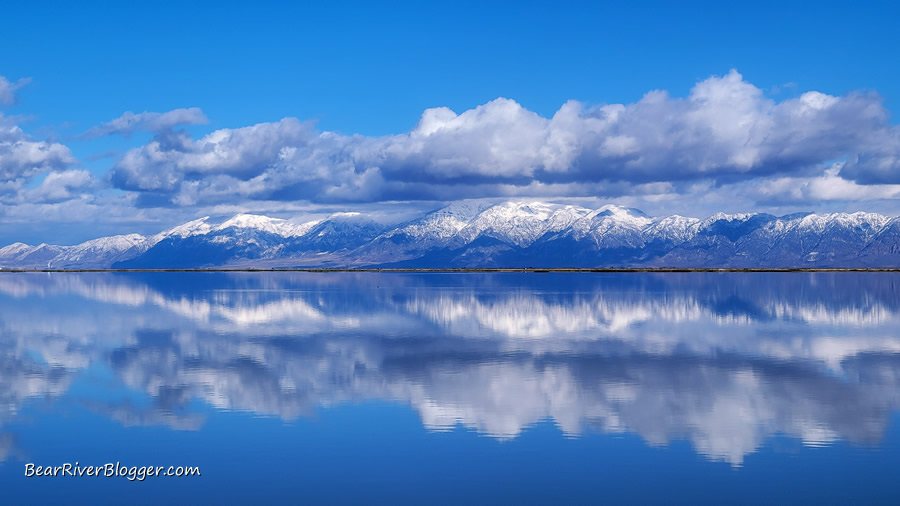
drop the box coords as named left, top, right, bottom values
left=2, top=201, right=900, bottom=269
left=67, top=234, right=146, bottom=255
left=542, top=205, right=594, bottom=235
left=384, top=201, right=494, bottom=243
left=292, top=219, right=323, bottom=237
left=0, top=243, right=66, bottom=267
left=645, top=215, right=701, bottom=243
left=49, top=234, right=148, bottom=268
left=216, top=213, right=283, bottom=232
left=151, top=216, right=212, bottom=245
left=589, top=205, right=652, bottom=228
left=427, top=201, right=494, bottom=221
left=326, top=211, right=361, bottom=220
left=0, top=242, right=35, bottom=259
left=149, top=214, right=324, bottom=243
left=213, top=213, right=315, bottom=238
left=824, top=212, right=891, bottom=233
left=700, top=212, right=760, bottom=228
left=458, top=201, right=562, bottom=247
left=594, top=204, right=650, bottom=219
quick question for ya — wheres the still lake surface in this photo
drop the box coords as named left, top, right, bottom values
left=1, top=271, right=899, bottom=503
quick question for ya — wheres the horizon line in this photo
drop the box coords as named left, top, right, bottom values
left=2, top=268, right=900, bottom=273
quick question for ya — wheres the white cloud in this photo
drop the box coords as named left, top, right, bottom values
left=110, top=117, right=314, bottom=192
left=5, top=69, right=900, bottom=241
left=749, top=164, right=900, bottom=204
left=840, top=128, right=900, bottom=184
left=104, top=70, right=900, bottom=207
left=23, top=169, right=97, bottom=203
left=0, top=123, right=75, bottom=181
left=84, top=107, right=209, bottom=137
left=0, top=75, right=31, bottom=105
left=385, top=98, right=551, bottom=179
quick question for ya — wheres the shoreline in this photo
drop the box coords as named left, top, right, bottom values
left=2, top=268, right=900, bottom=273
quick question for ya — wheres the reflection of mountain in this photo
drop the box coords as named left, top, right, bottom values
left=1, top=272, right=900, bottom=465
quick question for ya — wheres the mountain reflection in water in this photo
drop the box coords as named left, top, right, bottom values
left=1, top=272, right=899, bottom=466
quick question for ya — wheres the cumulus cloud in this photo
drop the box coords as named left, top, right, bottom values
left=110, top=118, right=315, bottom=193
left=0, top=75, right=31, bottom=105
left=104, top=70, right=900, bottom=207
left=382, top=73, right=897, bottom=188
left=840, top=128, right=900, bottom=184
left=23, top=169, right=97, bottom=203
left=748, top=163, right=900, bottom=205
left=83, top=107, right=209, bottom=138
left=1, top=75, right=77, bottom=193
left=4, top=69, right=899, bottom=236
left=0, top=123, right=75, bottom=181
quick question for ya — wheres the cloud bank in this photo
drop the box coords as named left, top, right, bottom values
left=0, top=76, right=79, bottom=207
left=106, top=70, right=900, bottom=207
left=3, top=70, right=900, bottom=242
left=0, top=123, right=76, bottom=190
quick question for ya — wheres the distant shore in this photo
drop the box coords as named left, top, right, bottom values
left=2, top=268, right=900, bottom=273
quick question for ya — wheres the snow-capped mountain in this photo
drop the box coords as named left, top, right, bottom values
left=1, top=201, right=899, bottom=269
left=48, top=234, right=147, bottom=269
left=0, top=242, right=67, bottom=269
left=111, top=212, right=385, bottom=269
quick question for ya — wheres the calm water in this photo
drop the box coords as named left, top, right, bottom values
left=1, top=272, right=899, bottom=504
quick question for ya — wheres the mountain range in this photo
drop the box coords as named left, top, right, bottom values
left=2, top=201, right=899, bottom=269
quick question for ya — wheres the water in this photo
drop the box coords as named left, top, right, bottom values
left=1, top=272, right=899, bottom=503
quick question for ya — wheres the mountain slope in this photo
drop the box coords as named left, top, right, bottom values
left=2, top=202, right=899, bottom=269
left=111, top=212, right=386, bottom=269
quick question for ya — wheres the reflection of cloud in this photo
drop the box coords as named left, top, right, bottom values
left=1, top=272, right=900, bottom=465
left=0, top=434, right=17, bottom=463
left=394, top=352, right=900, bottom=465
left=0, top=352, right=73, bottom=410
left=103, top=330, right=900, bottom=466
left=0, top=345, right=75, bottom=463
left=83, top=401, right=205, bottom=431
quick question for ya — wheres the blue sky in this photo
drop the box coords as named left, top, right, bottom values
left=2, top=0, right=900, bottom=244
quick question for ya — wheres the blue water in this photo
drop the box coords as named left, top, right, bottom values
left=1, top=272, right=899, bottom=504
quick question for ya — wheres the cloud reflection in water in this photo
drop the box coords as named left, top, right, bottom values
left=1, top=272, right=899, bottom=465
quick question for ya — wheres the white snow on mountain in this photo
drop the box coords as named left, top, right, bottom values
left=701, top=212, right=757, bottom=227
left=150, top=216, right=212, bottom=244
left=1, top=201, right=899, bottom=269
left=567, top=205, right=653, bottom=247
left=644, top=215, right=702, bottom=243
left=385, top=201, right=493, bottom=243
left=50, top=234, right=147, bottom=266
left=214, top=213, right=321, bottom=238
left=456, top=201, right=560, bottom=247
left=0, top=242, right=35, bottom=259
left=0, top=243, right=66, bottom=268
left=748, top=212, right=893, bottom=244
left=542, top=205, right=595, bottom=236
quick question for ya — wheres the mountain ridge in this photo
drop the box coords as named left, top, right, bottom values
left=2, top=201, right=899, bottom=269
